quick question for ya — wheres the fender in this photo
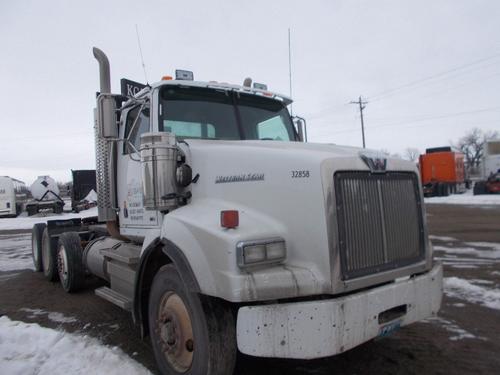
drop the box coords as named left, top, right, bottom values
left=133, top=237, right=200, bottom=338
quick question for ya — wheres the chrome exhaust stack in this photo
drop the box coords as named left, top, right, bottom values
left=93, top=47, right=118, bottom=225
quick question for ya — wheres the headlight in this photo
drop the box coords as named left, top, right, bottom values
left=236, top=238, right=286, bottom=268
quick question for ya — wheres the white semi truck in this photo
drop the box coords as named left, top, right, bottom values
left=30, top=48, right=442, bottom=375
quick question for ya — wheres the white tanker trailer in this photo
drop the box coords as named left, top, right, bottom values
left=25, top=176, right=64, bottom=216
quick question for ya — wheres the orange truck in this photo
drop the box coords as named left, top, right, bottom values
left=419, top=147, right=467, bottom=197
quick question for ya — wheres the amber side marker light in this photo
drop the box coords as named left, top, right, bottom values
left=221, top=210, right=239, bottom=229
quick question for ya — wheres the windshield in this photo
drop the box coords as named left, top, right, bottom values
left=158, top=86, right=296, bottom=141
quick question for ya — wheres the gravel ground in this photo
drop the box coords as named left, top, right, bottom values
left=0, top=203, right=499, bottom=375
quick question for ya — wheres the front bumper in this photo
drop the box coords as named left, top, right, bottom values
left=236, top=262, right=442, bottom=359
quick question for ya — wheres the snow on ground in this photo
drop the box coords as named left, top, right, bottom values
left=422, top=317, right=483, bottom=341
left=444, top=277, right=500, bottom=310
left=0, top=207, right=97, bottom=231
left=425, top=189, right=500, bottom=205
left=0, top=316, right=152, bottom=375
left=429, top=235, right=458, bottom=242
left=20, top=308, right=77, bottom=324
left=433, top=245, right=500, bottom=259
left=0, top=233, right=33, bottom=271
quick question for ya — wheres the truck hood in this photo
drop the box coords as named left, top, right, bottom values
left=169, top=139, right=423, bottom=301
left=182, top=139, right=418, bottom=174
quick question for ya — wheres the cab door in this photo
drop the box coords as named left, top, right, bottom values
left=117, top=105, right=158, bottom=230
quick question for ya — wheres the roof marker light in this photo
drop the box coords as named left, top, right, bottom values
left=253, top=82, right=268, bottom=90
left=162, top=75, right=173, bottom=81
left=175, top=69, right=194, bottom=81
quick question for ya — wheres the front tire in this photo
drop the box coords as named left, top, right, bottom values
left=42, top=228, right=59, bottom=282
left=31, top=223, right=46, bottom=272
left=148, top=264, right=236, bottom=375
left=57, top=232, right=85, bottom=292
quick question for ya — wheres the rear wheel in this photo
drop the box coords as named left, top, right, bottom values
left=473, top=181, right=486, bottom=195
left=57, top=232, right=85, bottom=292
left=27, top=204, right=37, bottom=216
left=42, top=228, right=59, bottom=282
left=31, top=223, right=46, bottom=272
left=148, top=264, right=236, bottom=375
left=443, top=184, right=450, bottom=197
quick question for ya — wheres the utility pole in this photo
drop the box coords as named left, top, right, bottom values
left=350, top=96, right=368, bottom=148
left=288, top=28, right=293, bottom=115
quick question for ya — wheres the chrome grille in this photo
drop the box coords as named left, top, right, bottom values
left=334, top=172, right=424, bottom=280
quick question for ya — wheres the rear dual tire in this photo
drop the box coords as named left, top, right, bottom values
left=57, top=232, right=85, bottom=293
left=31, top=223, right=45, bottom=272
left=42, top=228, right=59, bottom=282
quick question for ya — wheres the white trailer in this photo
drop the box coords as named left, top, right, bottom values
left=474, top=140, right=500, bottom=194
left=0, top=176, right=27, bottom=217
left=30, top=48, right=442, bottom=375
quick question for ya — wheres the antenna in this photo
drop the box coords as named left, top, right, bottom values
left=135, top=24, right=149, bottom=84
left=288, top=28, right=293, bottom=115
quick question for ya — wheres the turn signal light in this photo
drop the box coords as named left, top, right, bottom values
left=221, top=210, right=239, bottom=229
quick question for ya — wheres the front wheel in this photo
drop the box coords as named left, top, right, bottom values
left=148, top=264, right=236, bottom=375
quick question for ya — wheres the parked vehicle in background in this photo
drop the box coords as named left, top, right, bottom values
left=30, top=47, right=443, bottom=375
left=474, top=140, right=500, bottom=195
left=71, top=169, right=97, bottom=212
left=419, top=147, right=467, bottom=197
left=25, top=176, right=65, bottom=216
left=0, top=176, right=28, bottom=217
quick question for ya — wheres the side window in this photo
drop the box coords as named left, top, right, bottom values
left=256, top=115, right=289, bottom=141
left=124, top=106, right=150, bottom=154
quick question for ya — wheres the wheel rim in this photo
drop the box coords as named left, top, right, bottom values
left=57, top=245, right=68, bottom=283
left=157, top=292, right=194, bottom=372
left=32, top=236, right=39, bottom=263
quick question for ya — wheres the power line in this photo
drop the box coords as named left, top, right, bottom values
left=367, top=51, right=500, bottom=102
left=350, top=96, right=368, bottom=148
left=324, top=106, right=500, bottom=135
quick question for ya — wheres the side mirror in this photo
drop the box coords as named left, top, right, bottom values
left=293, top=116, right=307, bottom=142
left=96, top=94, right=118, bottom=138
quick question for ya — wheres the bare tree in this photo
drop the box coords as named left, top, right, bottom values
left=453, top=128, right=499, bottom=173
left=404, top=148, right=420, bottom=163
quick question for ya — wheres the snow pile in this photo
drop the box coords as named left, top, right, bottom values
left=444, top=277, right=500, bottom=310
left=83, top=189, right=97, bottom=203
left=0, top=207, right=97, bottom=231
left=425, top=189, right=500, bottom=205
left=0, top=234, right=33, bottom=271
left=0, top=316, right=152, bottom=375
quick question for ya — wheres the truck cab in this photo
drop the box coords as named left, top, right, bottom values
left=31, top=48, right=442, bottom=375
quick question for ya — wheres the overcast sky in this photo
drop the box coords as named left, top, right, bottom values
left=1, top=0, right=500, bottom=184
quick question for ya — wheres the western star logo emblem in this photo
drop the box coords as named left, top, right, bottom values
left=215, top=173, right=265, bottom=184
left=360, top=152, right=387, bottom=173
left=41, top=180, right=49, bottom=188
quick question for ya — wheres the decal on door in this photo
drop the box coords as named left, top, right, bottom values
left=127, top=179, right=144, bottom=222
